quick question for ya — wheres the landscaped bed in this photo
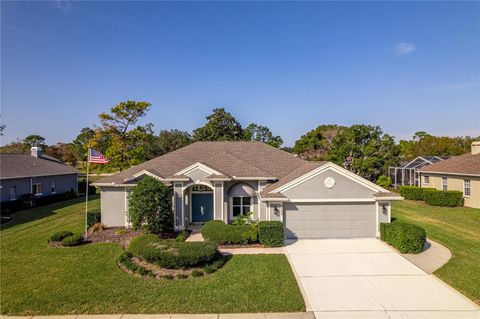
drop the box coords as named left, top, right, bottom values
left=0, top=197, right=305, bottom=315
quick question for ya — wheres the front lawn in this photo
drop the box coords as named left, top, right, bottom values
left=0, top=197, right=304, bottom=315
left=392, top=200, right=480, bottom=305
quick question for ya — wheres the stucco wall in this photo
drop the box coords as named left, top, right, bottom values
left=421, top=173, right=480, bottom=208
left=0, top=174, right=78, bottom=203
left=282, top=169, right=375, bottom=199
left=100, top=187, right=127, bottom=227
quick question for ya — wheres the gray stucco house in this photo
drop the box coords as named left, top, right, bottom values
left=94, top=141, right=402, bottom=239
left=0, top=147, right=79, bottom=203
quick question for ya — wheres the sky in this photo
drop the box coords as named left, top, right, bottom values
left=1, top=1, right=479, bottom=147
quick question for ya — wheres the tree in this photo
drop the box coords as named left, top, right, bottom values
left=45, top=143, right=76, bottom=164
left=376, top=175, right=392, bottom=189
left=128, top=176, right=173, bottom=235
left=0, top=124, right=5, bottom=136
left=97, top=101, right=151, bottom=171
left=399, top=133, right=477, bottom=161
left=293, top=125, right=345, bottom=160
left=193, top=108, right=243, bottom=141
left=152, top=129, right=193, bottom=156
left=243, top=123, right=283, bottom=148
left=23, top=134, right=47, bottom=151
left=0, top=139, right=25, bottom=153
left=327, top=125, right=400, bottom=181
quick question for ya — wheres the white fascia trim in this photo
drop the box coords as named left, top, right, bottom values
left=130, top=170, right=164, bottom=181
left=288, top=198, right=376, bottom=203
left=93, top=183, right=137, bottom=187
left=232, top=176, right=276, bottom=181
left=419, top=171, right=480, bottom=178
left=175, top=162, right=224, bottom=176
left=271, top=162, right=386, bottom=194
left=374, top=196, right=404, bottom=201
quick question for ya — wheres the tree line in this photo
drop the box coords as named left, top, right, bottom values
left=1, top=100, right=477, bottom=181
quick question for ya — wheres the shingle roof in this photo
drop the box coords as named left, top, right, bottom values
left=96, top=141, right=306, bottom=185
left=0, top=153, right=80, bottom=179
left=419, top=153, right=480, bottom=176
left=260, top=161, right=327, bottom=196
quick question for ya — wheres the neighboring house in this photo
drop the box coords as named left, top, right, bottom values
left=94, top=141, right=402, bottom=239
left=0, top=147, right=79, bottom=203
left=388, top=156, right=451, bottom=188
left=419, top=142, right=480, bottom=209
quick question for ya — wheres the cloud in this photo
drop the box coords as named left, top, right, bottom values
left=395, top=42, right=416, bottom=55
left=52, top=0, right=72, bottom=13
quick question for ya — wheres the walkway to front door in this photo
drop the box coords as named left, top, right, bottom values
left=191, top=193, right=213, bottom=223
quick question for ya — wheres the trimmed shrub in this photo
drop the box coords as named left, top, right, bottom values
left=61, top=234, right=84, bottom=247
left=423, top=189, right=464, bottom=207
left=258, top=221, right=284, bottom=247
left=128, top=234, right=219, bottom=269
left=376, top=175, right=392, bottom=189
left=87, top=210, right=101, bottom=228
left=201, top=220, right=257, bottom=245
left=399, top=186, right=434, bottom=201
left=380, top=223, right=426, bottom=254
left=50, top=231, right=74, bottom=242
left=118, top=252, right=154, bottom=277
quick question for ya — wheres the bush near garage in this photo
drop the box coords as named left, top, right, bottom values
left=201, top=220, right=257, bottom=245
left=128, top=234, right=219, bottom=269
left=423, top=189, right=464, bottom=207
left=399, top=186, right=434, bottom=201
left=380, top=222, right=426, bottom=254
left=258, top=221, right=284, bottom=247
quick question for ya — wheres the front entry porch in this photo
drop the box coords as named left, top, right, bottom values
left=191, top=193, right=214, bottom=223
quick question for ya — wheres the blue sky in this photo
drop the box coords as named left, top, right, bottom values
left=1, top=1, right=479, bottom=147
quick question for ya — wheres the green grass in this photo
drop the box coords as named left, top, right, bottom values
left=392, top=200, right=480, bottom=304
left=0, top=197, right=304, bottom=315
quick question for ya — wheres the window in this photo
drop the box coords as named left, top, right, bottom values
left=464, top=179, right=471, bottom=197
left=232, top=197, right=251, bottom=217
left=9, top=186, right=16, bottom=200
left=442, top=177, right=447, bottom=191
left=424, top=176, right=430, bottom=184
left=51, top=181, right=56, bottom=193
left=32, top=183, right=42, bottom=195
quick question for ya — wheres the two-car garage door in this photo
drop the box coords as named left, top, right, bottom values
left=284, top=202, right=376, bottom=238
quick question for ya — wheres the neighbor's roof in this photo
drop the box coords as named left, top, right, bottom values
left=96, top=141, right=306, bottom=185
left=419, top=153, right=480, bottom=176
left=0, top=153, right=80, bottom=180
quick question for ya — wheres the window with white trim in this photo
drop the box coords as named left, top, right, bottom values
left=424, top=176, right=430, bottom=184
left=464, top=179, right=471, bottom=197
left=442, top=177, right=447, bottom=191
left=232, top=197, right=251, bottom=217
left=9, top=186, right=16, bottom=200
left=51, top=181, right=56, bottom=193
left=33, top=183, right=42, bottom=195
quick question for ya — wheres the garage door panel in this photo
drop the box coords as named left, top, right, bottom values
left=285, top=202, right=376, bottom=238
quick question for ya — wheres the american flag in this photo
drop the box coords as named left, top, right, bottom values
left=89, top=149, right=109, bottom=164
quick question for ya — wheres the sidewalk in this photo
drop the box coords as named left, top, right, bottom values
left=400, top=239, right=452, bottom=274
left=1, top=312, right=315, bottom=319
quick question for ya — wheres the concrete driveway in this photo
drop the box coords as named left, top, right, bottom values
left=284, top=239, right=479, bottom=319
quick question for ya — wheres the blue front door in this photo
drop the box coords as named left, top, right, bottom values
left=192, top=193, right=214, bottom=223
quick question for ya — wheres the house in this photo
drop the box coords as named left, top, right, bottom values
left=388, top=156, right=451, bottom=188
left=0, top=147, right=79, bottom=203
left=419, top=142, right=480, bottom=209
left=94, top=141, right=402, bottom=238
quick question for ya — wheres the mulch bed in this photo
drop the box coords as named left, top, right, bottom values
left=86, top=227, right=143, bottom=248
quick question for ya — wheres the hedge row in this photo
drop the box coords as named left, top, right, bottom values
left=201, top=220, right=257, bottom=245
left=258, top=221, right=284, bottom=247
left=1, top=190, right=78, bottom=216
left=380, top=222, right=426, bottom=254
left=128, top=234, right=219, bottom=269
left=423, top=189, right=464, bottom=207
left=399, top=186, right=463, bottom=207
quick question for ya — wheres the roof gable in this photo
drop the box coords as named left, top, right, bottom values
left=419, top=153, right=480, bottom=176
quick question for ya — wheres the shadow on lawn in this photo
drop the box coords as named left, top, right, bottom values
left=0, top=195, right=99, bottom=231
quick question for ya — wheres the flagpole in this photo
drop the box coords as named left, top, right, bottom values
left=84, top=148, right=91, bottom=239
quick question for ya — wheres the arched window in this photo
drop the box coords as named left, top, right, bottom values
left=229, top=183, right=256, bottom=218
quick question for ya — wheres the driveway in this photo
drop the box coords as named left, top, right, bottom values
left=285, top=239, right=479, bottom=319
